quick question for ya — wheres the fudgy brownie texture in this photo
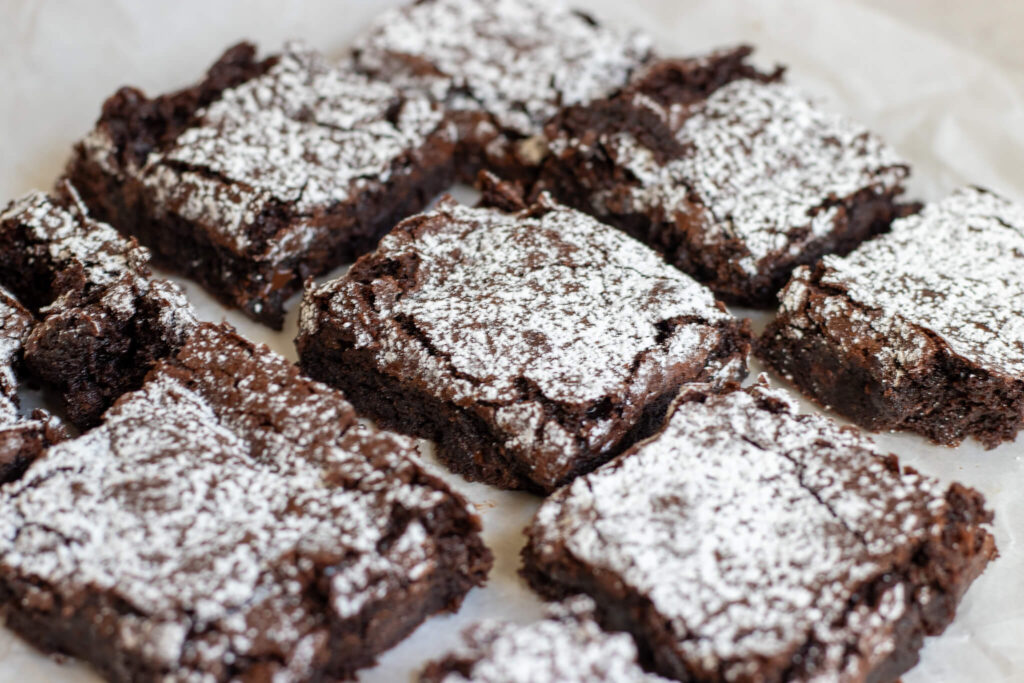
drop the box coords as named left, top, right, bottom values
left=0, top=287, right=66, bottom=483
left=535, top=46, right=914, bottom=306
left=0, top=323, right=492, bottom=682
left=0, top=187, right=196, bottom=428
left=297, top=181, right=750, bottom=493
left=522, top=381, right=996, bottom=682
left=352, top=0, right=651, bottom=181
left=420, top=596, right=668, bottom=682
left=759, top=186, right=1024, bottom=448
left=67, top=41, right=457, bottom=328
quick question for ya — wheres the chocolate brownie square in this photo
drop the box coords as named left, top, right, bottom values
left=0, top=287, right=66, bottom=483
left=352, top=0, right=651, bottom=181
left=0, top=322, right=492, bottom=682
left=0, top=187, right=196, bottom=428
left=536, top=47, right=914, bottom=306
left=759, top=186, right=1024, bottom=448
left=421, top=596, right=667, bottom=682
left=522, top=381, right=996, bottom=682
left=297, top=180, right=750, bottom=493
left=67, top=41, right=457, bottom=328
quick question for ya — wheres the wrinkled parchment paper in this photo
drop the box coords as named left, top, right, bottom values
left=1, top=1, right=1021, bottom=680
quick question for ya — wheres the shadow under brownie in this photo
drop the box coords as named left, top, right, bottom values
left=522, top=381, right=996, bottom=682
left=66, top=41, right=457, bottom=328
left=0, top=185, right=196, bottom=429
left=297, top=180, right=750, bottom=494
left=759, top=186, right=1024, bottom=448
left=352, top=0, right=652, bottom=182
left=534, top=46, right=915, bottom=306
left=0, top=322, right=492, bottom=682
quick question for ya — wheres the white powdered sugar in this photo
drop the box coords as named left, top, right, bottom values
left=0, top=190, right=150, bottom=290
left=597, top=79, right=907, bottom=275
left=529, top=384, right=957, bottom=680
left=0, top=325, right=472, bottom=679
left=817, top=187, right=1024, bottom=377
left=124, top=42, right=446, bottom=254
left=432, top=596, right=667, bottom=682
left=353, top=0, right=651, bottom=137
left=305, top=199, right=743, bottom=486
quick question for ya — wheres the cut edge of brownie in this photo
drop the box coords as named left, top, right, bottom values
left=297, top=181, right=752, bottom=493
left=520, top=381, right=997, bottom=681
left=758, top=263, right=1024, bottom=448
left=66, top=42, right=457, bottom=329
left=535, top=46, right=918, bottom=308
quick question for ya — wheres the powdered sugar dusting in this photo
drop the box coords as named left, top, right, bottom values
left=0, top=190, right=149, bottom=292
left=0, top=324, right=475, bottom=679
left=353, top=0, right=651, bottom=137
left=429, top=596, right=667, bottom=682
left=597, top=79, right=907, bottom=275
left=136, top=42, right=446, bottom=254
left=528, top=384, right=954, bottom=680
left=304, top=199, right=745, bottom=487
left=818, top=187, right=1024, bottom=376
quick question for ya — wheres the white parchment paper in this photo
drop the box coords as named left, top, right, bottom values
left=0, top=1, right=1021, bottom=680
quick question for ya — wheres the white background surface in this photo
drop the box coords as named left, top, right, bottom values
left=1, top=1, right=1022, bottom=681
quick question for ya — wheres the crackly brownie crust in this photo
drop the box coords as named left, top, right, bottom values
left=67, top=41, right=457, bottom=328
left=352, top=0, right=651, bottom=181
left=0, top=323, right=491, bottom=682
left=420, top=596, right=668, bottom=682
left=0, top=187, right=196, bottom=428
left=522, top=381, right=996, bottom=682
left=759, top=186, right=1024, bottom=448
left=297, top=182, right=750, bottom=493
left=535, top=47, right=914, bottom=306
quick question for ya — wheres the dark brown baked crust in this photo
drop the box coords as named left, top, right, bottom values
left=0, top=187, right=196, bottom=428
left=0, top=322, right=492, bottom=682
left=534, top=46, right=915, bottom=307
left=758, top=187, right=1024, bottom=448
left=522, top=382, right=996, bottom=682
left=352, top=0, right=652, bottom=183
left=297, top=182, right=750, bottom=493
left=66, top=41, right=456, bottom=328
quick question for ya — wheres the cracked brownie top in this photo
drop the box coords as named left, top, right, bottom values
left=352, top=0, right=652, bottom=140
left=299, top=190, right=748, bottom=490
left=526, top=381, right=994, bottom=680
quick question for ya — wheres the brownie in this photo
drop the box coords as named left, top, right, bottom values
left=0, top=287, right=66, bottom=483
left=421, top=596, right=668, bottom=682
left=352, top=0, right=651, bottom=181
left=67, top=41, right=457, bottom=328
left=535, top=47, right=914, bottom=306
left=522, top=381, right=996, bottom=682
left=0, top=322, right=492, bottom=682
left=0, top=187, right=196, bottom=428
left=297, top=181, right=750, bottom=493
left=0, top=286, right=32, bottom=418
left=759, top=186, right=1024, bottom=448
